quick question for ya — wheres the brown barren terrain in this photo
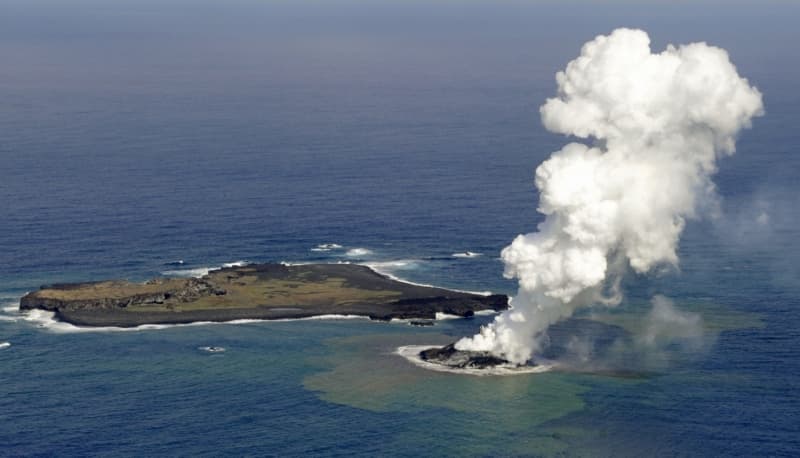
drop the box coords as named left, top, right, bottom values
left=20, top=263, right=508, bottom=327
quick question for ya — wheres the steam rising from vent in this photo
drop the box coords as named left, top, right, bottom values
left=455, top=28, right=763, bottom=364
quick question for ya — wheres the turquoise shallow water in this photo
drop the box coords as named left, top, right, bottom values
left=0, top=305, right=776, bottom=456
left=1, top=1, right=799, bottom=456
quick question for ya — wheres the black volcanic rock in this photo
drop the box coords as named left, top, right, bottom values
left=419, top=343, right=513, bottom=369
left=409, top=320, right=435, bottom=327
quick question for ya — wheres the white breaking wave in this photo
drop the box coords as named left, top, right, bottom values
left=434, top=309, right=500, bottom=320
left=279, top=260, right=309, bottom=266
left=2, top=304, right=19, bottom=313
left=18, top=309, right=208, bottom=333
left=16, top=307, right=374, bottom=334
left=0, top=342, right=10, bottom=350
left=452, top=251, right=483, bottom=258
left=366, top=260, right=493, bottom=297
left=162, top=260, right=250, bottom=278
left=365, top=259, right=420, bottom=272
left=395, top=345, right=555, bottom=376
left=311, top=243, right=343, bottom=252
left=0, top=300, right=21, bottom=321
left=364, top=260, right=425, bottom=284
left=345, top=248, right=373, bottom=257
left=161, top=267, right=214, bottom=278
left=203, top=315, right=372, bottom=325
left=269, top=314, right=371, bottom=323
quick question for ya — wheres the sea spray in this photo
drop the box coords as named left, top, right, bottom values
left=456, top=28, right=763, bottom=364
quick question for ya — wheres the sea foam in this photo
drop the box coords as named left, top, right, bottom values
left=161, top=260, right=250, bottom=278
left=452, top=251, right=483, bottom=258
left=365, top=260, right=492, bottom=297
left=311, top=243, right=343, bottom=252
left=0, top=300, right=21, bottom=321
left=345, top=248, right=373, bottom=257
left=15, top=307, right=373, bottom=334
left=17, top=309, right=206, bottom=333
left=161, top=267, right=214, bottom=278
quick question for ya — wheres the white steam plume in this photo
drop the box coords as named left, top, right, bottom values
left=456, top=28, right=763, bottom=364
left=640, top=295, right=704, bottom=351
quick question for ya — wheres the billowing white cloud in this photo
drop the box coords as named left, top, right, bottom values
left=457, top=28, right=763, bottom=364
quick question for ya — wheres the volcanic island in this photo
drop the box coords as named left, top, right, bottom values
left=19, top=263, right=508, bottom=328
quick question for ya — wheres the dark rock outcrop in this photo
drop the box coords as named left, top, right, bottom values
left=409, top=320, right=435, bottom=327
left=419, top=343, right=514, bottom=369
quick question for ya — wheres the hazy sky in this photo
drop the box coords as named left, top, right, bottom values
left=1, top=0, right=797, bottom=96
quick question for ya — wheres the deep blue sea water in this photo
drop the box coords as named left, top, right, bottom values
left=1, top=1, right=799, bottom=456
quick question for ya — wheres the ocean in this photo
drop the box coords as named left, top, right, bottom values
left=1, top=1, right=798, bottom=456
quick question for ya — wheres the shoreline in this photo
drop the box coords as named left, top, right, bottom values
left=10, top=308, right=500, bottom=334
